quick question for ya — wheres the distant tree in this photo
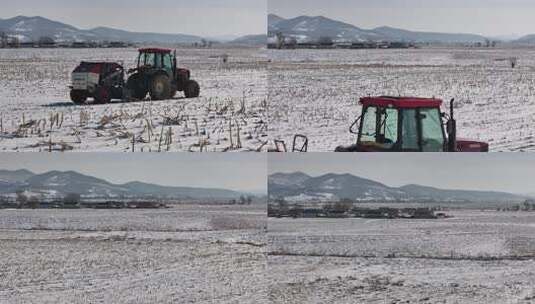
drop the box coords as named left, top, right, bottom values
left=63, top=193, right=81, bottom=205
left=333, top=199, right=353, bottom=213
left=0, top=32, right=7, bottom=48
left=286, top=37, right=297, bottom=49
left=275, top=198, right=288, bottom=212
left=16, top=191, right=28, bottom=208
left=11, top=36, right=19, bottom=48
left=276, top=32, right=285, bottom=49
left=318, top=36, right=333, bottom=46
left=27, top=196, right=40, bottom=209
left=38, top=36, right=55, bottom=47
left=246, top=196, right=253, bottom=205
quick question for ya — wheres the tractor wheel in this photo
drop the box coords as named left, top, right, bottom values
left=184, top=80, right=200, bottom=98
left=149, top=74, right=171, bottom=100
left=70, top=90, right=87, bottom=105
left=126, top=73, right=148, bottom=100
left=94, top=87, right=111, bottom=104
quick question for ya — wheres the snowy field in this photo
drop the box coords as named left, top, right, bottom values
left=268, top=47, right=535, bottom=152
left=268, top=210, right=535, bottom=303
left=0, top=47, right=268, bottom=152
left=0, top=204, right=268, bottom=303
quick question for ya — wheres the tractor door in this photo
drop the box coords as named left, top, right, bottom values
left=400, top=109, right=419, bottom=151
left=162, top=53, right=174, bottom=78
left=418, top=108, right=447, bottom=152
left=358, top=106, right=399, bottom=151
left=399, top=108, right=446, bottom=152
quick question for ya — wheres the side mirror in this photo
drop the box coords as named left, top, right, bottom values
left=292, top=135, right=308, bottom=152
left=349, top=116, right=361, bottom=134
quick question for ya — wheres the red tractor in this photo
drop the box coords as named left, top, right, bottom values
left=291, top=96, right=489, bottom=152
left=69, top=48, right=200, bottom=104
left=126, top=48, right=200, bottom=100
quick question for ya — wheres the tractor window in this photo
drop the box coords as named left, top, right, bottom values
left=420, top=108, right=445, bottom=152
left=401, top=109, right=419, bottom=150
left=383, top=108, right=398, bottom=145
left=154, top=54, right=163, bottom=68
left=163, top=54, right=173, bottom=69
left=359, top=106, right=398, bottom=149
left=360, top=106, right=377, bottom=143
left=140, top=53, right=155, bottom=66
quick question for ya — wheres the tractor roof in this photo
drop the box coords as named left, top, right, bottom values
left=360, top=96, right=442, bottom=109
left=138, top=48, right=172, bottom=54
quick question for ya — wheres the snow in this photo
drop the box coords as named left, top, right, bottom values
left=286, top=192, right=336, bottom=202
left=268, top=47, right=535, bottom=152
left=268, top=210, right=535, bottom=303
left=0, top=47, right=268, bottom=152
left=0, top=204, right=267, bottom=303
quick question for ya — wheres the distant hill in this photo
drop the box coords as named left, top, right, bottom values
left=372, top=26, right=487, bottom=44
left=0, top=169, right=34, bottom=182
left=230, top=34, right=267, bottom=45
left=515, top=34, right=535, bottom=44
left=0, top=169, right=244, bottom=200
left=268, top=14, right=286, bottom=27
left=269, top=172, right=525, bottom=203
left=268, top=14, right=488, bottom=44
left=0, top=15, right=203, bottom=43
left=88, top=27, right=202, bottom=44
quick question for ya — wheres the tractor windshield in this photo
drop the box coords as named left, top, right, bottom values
left=138, top=52, right=155, bottom=67
left=359, top=106, right=398, bottom=150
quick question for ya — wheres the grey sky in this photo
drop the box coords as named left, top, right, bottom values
left=269, top=153, right=535, bottom=194
left=269, top=0, right=535, bottom=37
left=0, top=153, right=266, bottom=193
left=0, top=0, right=266, bottom=37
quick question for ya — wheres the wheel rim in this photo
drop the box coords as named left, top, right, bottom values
left=155, top=81, right=165, bottom=95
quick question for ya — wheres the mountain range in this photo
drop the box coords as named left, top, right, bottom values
left=268, top=14, right=535, bottom=44
left=269, top=172, right=527, bottom=203
left=0, top=15, right=264, bottom=45
left=0, top=169, right=244, bottom=200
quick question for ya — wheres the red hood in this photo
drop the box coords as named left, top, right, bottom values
left=456, top=138, right=489, bottom=152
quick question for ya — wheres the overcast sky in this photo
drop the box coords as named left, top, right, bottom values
left=0, top=153, right=266, bottom=193
left=269, top=153, right=535, bottom=194
left=0, top=0, right=266, bottom=37
left=269, top=0, right=535, bottom=37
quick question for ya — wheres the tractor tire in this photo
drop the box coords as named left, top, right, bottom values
left=184, top=80, right=200, bottom=98
left=126, top=73, right=148, bottom=100
left=70, top=90, right=87, bottom=105
left=149, top=74, right=171, bottom=100
left=94, top=87, right=111, bottom=104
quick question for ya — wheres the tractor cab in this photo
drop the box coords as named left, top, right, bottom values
left=134, top=48, right=176, bottom=79
left=125, top=48, right=200, bottom=100
left=333, top=96, right=489, bottom=152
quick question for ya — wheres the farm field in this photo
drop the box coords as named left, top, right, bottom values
left=268, top=47, right=535, bottom=152
left=267, top=210, right=535, bottom=303
left=0, top=204, right=268, bottom=304
left=0, top=47, right=268, bottom=152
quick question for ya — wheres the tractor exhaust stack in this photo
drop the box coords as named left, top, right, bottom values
left=447, top=98, right=457, bottom=152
